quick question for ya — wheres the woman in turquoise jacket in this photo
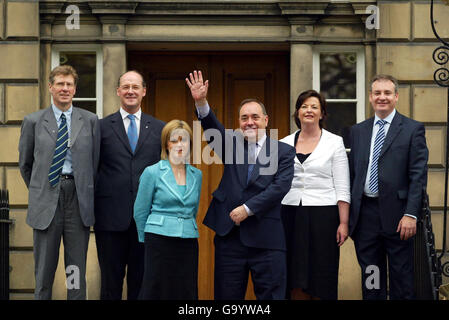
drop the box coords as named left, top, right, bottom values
left=134, top=119, right=202, bottom=300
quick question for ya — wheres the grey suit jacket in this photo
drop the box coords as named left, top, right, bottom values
left=18, top=106, right=100, bottom=230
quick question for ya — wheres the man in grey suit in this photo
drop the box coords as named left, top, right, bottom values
left=18, top=65, right=100, bottom=300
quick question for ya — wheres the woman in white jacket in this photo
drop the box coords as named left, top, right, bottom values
left=280, top=90, right=350, bottom=300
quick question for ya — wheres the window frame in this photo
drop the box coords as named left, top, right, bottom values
left=51, top=44, right=103, bottom=118
left=312, top=46, right=365, bottom=124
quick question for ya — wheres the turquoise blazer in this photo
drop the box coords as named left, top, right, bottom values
left=134, top=159, right=202, bottom=242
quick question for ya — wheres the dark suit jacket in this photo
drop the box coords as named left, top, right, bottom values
left=348, top=111, right=428, bottom=236
left=18, top=106, right=100, bottom=230
left=200, top=110, right=295, bottom=251
left=94, top=111, right=165, bottom=231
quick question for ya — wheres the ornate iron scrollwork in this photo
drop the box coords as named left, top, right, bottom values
left=433, top=46, right=449, bottom=87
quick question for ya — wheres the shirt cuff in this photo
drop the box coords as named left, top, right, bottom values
left=243, top=204, right=254, bottom=216
left=404, top=214, right=417, bottom=220
left=195, top=101, right=210, bottom=119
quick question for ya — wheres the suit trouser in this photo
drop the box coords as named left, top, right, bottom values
left=95, top=221, right=144, bottom=300
left=353, top=196, right=415, bottom=300
left=214, top=226, right=287, bottom=300
left=33, top=178, right=90, bottom=300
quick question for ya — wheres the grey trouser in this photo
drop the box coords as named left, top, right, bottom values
left=33, top=178, right=90, bottom=300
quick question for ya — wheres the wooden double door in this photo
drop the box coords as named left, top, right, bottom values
left=128, top=51, right=290, bottom=299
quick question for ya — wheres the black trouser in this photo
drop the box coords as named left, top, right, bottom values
left=214, top=227, right=287, bottom=300
left=353, top=196, right=415, bottom=300
left=95, top=221, right=144, bottom=300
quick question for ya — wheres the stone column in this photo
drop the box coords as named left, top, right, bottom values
left=0, top=0, right=40, bottom=299
left=100, top=16, right=128, bottom=117
left=290, top=44, right=314, bottom=132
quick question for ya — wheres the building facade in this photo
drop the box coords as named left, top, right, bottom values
left=0, top=0, right=448, bottom=299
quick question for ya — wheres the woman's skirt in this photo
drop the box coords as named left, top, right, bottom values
left=281, top=204, right=340, bottom=300
left=139, top=232, right=198, bottom=300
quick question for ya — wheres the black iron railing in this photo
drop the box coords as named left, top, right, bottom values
left=414, top=189, right=441, bottom=299
left=431, top=0, right=449, bottom=284
left=0, top=189, right=11, bottom=300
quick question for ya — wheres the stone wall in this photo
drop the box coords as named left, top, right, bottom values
left=3, top=0, right=447, bottom=300
left=378, top=1, right=449, bottom=258
left=0, top=0, right=39, bottom=300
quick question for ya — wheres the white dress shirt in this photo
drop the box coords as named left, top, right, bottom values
left=362, top=109, right=416, bottom=220
left=120, top=107, right=141, bottom=138
left=280, top=129, right=351, bottom=206
left=363, top=109, right=396, bottom=196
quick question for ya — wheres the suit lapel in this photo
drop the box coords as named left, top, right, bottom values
left=69, top=107, right=84, bottom=147
left=379, top=112, right=402, bottom=158
left=43, top=107, right=58, bottom=141
left=134, top=113, right=152, bottom=155
left=183, top=165, right=197, bottom=202
left=159, top=160, right=186, bottom=204
left=301, top=129, right=326, bottom=165
left=235, top=138, right=248, bottom=187
left=111, top=111, right=133, bottom=154
left=360, top=118, right=374, bottom=174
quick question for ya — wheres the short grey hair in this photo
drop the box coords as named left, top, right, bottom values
left=370, top=74, right=399, bottom=94
left=238, top=98, right=268, bottom=116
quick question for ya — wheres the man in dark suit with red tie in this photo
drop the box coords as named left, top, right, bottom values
left=348, top=74, right=428, bottom=299
left=94, top=70, right=165, bottom=300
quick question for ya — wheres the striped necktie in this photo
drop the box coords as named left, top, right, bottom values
left=368, top=119, right=387, bottom=194
left=127, top=114, right=138, bottom=153
left=48, top=113, right=69, bottom=187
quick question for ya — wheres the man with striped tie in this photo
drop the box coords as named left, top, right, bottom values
left=348, top=74, right=428, bottom=300
left=18, top=65, right=100, bottom=299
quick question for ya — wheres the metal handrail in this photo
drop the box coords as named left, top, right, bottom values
left=417, top=189, right=441, bottom=300
left=430, top=0, right=449, bottom=273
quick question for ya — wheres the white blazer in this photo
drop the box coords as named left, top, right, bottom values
left=280, top=129, right=350, bottom=206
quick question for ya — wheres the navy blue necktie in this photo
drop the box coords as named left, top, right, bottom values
left=48, top=114, right=68, bottom=187
left=368, top=119, right=387, bottom=194
left=247, top=143, right=257, bottom=184
left=127, top=114, right=138, bottom=153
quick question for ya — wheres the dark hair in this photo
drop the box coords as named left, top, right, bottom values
left=238, top=98, right=267, bottom=116
left=49, top=65, right=78, bottom=86
left=370, top=74, right=399, bottom=93
left=117, top=70, right=147, bottom=88
left=294, top=90, right=327, bottom=129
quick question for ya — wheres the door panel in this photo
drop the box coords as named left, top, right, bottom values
left=128, top=51, right=289, bottom=300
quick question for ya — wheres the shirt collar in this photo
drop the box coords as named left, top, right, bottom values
left=51, top=104, right=72, bottom=121
left=248, top=133, right=267, bottom=148
left=120, top=107, right=141, bottom=121
left=374, top=108, right=396, bottom=125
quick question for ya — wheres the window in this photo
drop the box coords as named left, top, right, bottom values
left=51, top=45, right=103, bottom=118
left=313, top=47, right=365, bottom=147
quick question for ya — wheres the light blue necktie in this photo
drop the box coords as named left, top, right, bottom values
left=368, top=119, right=387, bottom=194
left=127, top=114, right=138, bottom=153
left=48, top=114, right=68, bottom=187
